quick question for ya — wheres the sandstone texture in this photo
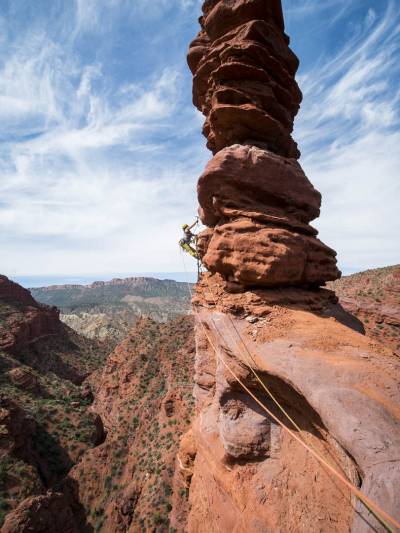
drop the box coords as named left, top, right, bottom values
left=188, top=1, right=300, bottom=156
left=185, top=296, right=400, bottom=533
left=186, top=1, right=400, bottom=532
left=189, top=0, right=340, bottom=289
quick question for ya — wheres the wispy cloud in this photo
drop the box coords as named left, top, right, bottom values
left=0, top=0, right=206, bottom=275
left=289, top=0, right=400, bottom=272
left=0, top=0, right=398, bottom=277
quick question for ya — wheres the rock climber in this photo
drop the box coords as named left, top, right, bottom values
left=179, top=219, right=199, bottom=259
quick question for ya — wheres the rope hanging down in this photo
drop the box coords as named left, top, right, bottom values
left=180, top=253, right=399, bottom=532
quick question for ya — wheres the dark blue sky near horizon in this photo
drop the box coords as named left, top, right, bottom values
left=0, top=0, right=399, bottom=280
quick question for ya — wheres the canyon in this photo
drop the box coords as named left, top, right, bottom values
left=0, top=263, right=399, bottom=532
left=181, top=1, right=400, bottom=532
left=0, top=275, right=194, bottom=532
left=0, top=0, right=399, bottom=532
left=31, top=277, right=192, bottom=347
left=0, top=275, right=109, bottom=528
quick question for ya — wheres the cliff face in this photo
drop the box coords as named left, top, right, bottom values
left=0, top=276, right=108, bottom=530
left=61, top=316, right=195, bottom=533
left=0, top=275, right=60, bottom=357
left=183, top=2, right=400, bottom=532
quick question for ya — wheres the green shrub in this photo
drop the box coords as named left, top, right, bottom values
left=153, top=512, right=162, bottom=525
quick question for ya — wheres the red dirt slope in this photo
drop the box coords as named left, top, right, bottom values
left=328, top=265, right=400, bottom=355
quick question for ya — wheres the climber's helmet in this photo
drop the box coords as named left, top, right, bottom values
left=182, top=224, right=189, bottom=230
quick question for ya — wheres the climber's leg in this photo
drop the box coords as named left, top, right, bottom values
left=187, top=244, right=199, bottom=259
left=180, top=241, right=199, bottom=259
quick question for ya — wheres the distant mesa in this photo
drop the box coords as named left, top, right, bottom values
left=31, top=276, right=192, bottom=345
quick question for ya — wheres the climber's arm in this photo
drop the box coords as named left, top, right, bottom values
left=188, top=218, right=199, bottom=231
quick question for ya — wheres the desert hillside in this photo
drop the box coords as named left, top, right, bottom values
left=31, top=277, right=192, bottom=345
left=0, top=275, right=109, bottom=528
left=328, top=265, right=400, bottom=354
left=64, top=316, right=195, bottom=532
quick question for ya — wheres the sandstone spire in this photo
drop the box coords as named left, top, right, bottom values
left=182, top=3, right=400, bottom=533
left=188, top=0, right=340, bottom=288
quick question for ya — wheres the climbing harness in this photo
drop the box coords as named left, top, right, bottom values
left=179, top=217, right=202, bottom=280
left=180, top=253, right=400, bottom=533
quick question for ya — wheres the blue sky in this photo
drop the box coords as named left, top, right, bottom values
left=0, top=0, right=399, bottom=279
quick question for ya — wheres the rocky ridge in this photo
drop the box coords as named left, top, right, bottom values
left=32, top=277, right=192, bottom=346
left=183, top=2, right=400, bottom=532
left=0, top=276, right=108, bottom=528
left=0, top=276, right=60, bottom=356
left=328, top=265, right=400, bottom=356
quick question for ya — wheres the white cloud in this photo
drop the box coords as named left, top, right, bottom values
left=295, top=0, right=400, bottom=272
left=0, top=36, right=66, bottom=132
left=0, top=0, right=398, bottom=278
left=0, top=3, right=207, bottom=276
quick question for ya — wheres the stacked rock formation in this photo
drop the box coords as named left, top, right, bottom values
left=188, top=0, right=340, bottom=288
left=183, top=3, right=400, bottom=533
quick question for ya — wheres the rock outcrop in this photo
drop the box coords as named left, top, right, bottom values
left=188, top=1, right=340, bottom=289
left=2, top=492, right=79, bottom=533
left=0, top=275, right=60, bottom=356
left=185, top=2, right=400, bottom=533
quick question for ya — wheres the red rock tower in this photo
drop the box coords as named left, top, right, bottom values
left=173, top=5, right=400, bottom=532
left=188, top=0, right=340, bottom=288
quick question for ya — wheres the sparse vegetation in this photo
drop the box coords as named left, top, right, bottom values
left=0, top=277, right=195, bottom=530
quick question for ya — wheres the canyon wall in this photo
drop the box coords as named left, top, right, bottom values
left=0, top=275, right=61, bottom=356
left=0, top=276, right=109, bottom=531
left=180, top=2, right=400, bottom=532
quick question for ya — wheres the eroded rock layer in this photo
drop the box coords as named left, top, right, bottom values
left=186, top=2, right=400, bottom=533
left=0, top=276, right=61, bottom=355
left=188, top=1, right=300, bottom=157
left=189, top=0, right=340, bottom=288
left=184, top=285, right=400, bottom=533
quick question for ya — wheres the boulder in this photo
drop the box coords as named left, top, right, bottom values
left=2, top=492, right=79, bottom=533
left=198, top=144, right=321, bottom=226
left=199, top=220, right=339, bottom=288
